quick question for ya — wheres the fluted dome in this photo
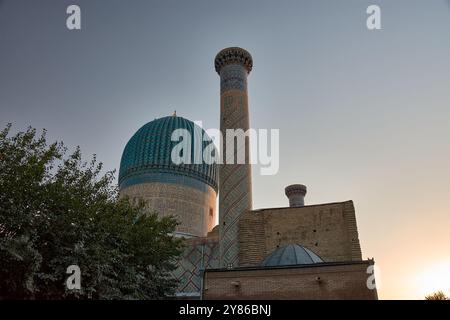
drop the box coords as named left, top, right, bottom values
left=119, top=115, right=218, bottom=191
left=260, top=244, right=324, bottom=267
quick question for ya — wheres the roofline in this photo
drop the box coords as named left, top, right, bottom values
left=250, top=200, right=354, bottom=213
left=204, top=259, right=374, bottom=273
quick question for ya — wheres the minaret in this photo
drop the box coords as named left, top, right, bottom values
left=285, top=184, right=307, bottom=207
left=215, top=47, right=253, bottom=268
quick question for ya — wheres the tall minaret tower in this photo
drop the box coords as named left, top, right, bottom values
left=215, top=47, right=253, bottom=268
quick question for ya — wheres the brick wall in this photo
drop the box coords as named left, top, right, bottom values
left=203, top=261, right=377, bottom=300
left=120, top=182, right=217, bottom=237
left=239, top=201, right=362, bottom=266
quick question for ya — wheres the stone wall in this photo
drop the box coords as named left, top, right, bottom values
left=239, top=201, right=362, bottom=266
left=203, top=261, right=377, bottom=300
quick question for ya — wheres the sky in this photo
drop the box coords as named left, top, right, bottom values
left=1, top=0, right=450, bottom=300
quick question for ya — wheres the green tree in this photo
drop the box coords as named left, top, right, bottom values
left=0, top=124, right=182, bottom=299
left=425, top=291, right=449, bottom=300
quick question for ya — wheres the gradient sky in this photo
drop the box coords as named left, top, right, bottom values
left=1, top=0, right=450, bottom=299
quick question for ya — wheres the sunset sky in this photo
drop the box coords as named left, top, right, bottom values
left=1, top=0, right=449, bottom=299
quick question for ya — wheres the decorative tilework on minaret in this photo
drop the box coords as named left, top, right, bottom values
left=215, top=47, right=253, bottom=268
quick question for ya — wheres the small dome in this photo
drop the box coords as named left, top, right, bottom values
left=260, top=244, right=324, bottom=267
left=119, top=116, right=218, bottom=191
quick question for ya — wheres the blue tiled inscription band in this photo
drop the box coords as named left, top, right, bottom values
left=220, top=64, right=247, bottom=93
left=120, top=171, right=210, bottom=193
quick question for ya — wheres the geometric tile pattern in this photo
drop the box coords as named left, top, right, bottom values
left=171, top=240, right=219, bottom=295
left=220, top=64, right=247, bottom=93
left=215, top=48, right=254, bottom=268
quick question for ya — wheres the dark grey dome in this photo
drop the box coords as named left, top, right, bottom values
left=260, top=244, right=324, bottom=267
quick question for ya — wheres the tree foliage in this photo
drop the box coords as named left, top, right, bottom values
left=0, top=124, right=182, bottom=299
left=425, top=291, right=449, bottom=300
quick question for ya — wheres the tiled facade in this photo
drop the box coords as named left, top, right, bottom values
left=120, top=182, right=217, bottom=238
left=172, top=228, right=220, bottom=297
left=120, top=182, right=218, bottom=297
left=216, top=48, right=254, bottom=268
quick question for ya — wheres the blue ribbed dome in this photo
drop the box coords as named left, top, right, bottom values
left=260, top=244, right=324, bottom=267
left=119, top=116, right=218, bottom=191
